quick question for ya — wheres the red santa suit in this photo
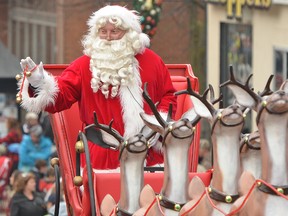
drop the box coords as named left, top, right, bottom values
left=20, top=48, right=177, bottom=169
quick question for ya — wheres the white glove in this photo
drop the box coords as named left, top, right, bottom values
left=20, top=57, right=44, bottom=88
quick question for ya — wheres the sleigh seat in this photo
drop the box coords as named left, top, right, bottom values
left=46, top=64, right=212, bottom=216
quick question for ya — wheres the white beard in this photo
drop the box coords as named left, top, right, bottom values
left=87, top=35, right=145, bottom=138
left=89, top=35, right=138, bottom=98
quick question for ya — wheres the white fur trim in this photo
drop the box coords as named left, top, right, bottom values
left=18, top=72, right=59, bottom=114
left=119, top=63, right=144, bottom=138
left=138, top=33, right=150, bottom=53
left=88, top=5, right=142, bottom=33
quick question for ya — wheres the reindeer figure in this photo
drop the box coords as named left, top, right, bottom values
left=85, top=112, right=156, bottom=216
left=179, top=76, right=246, bottom=216
left=239, top=130, right=261, bottom=179
left=221, top=69, right=288, bottom=215
left=134, top=81, right=220, bottom=216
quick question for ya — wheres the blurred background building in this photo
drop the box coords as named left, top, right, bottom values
left=0, top=0, right=287, bottom=137
left=206, top=0, right=288, bottom=131
left=0, top=0, right=206, bottom=136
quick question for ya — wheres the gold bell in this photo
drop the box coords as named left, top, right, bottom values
left=147, top=141, right=151, bottom=149
left=73, top=176, right=83, bottom=186
left=75, top=140, right=85, bottom=153
left=277, top=188, right=284, bottom=194
left=15, top=74, right=22, bottom=81
left=26, top=71, right=32, bottom=77
left=217, top=113, right=222, bottom=119
left=16, top=95, right=22, bottom=104
left=50, top=157, right=59, bottom=167
left=208, top=187, right=212, bottom=193
left=257, top=181, right=262, bottom=187
left=225, top=195, right=232, bottom=203
left=174, top=203, right=181, bottom=211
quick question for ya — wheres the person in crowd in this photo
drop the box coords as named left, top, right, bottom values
left=0, top=118, right=22, bottom=175
left=4, top=169, right=23, bottom=215
left=45, top=181, right=67, bottom=216
left=22, top=112, right=39, bottom=135
left=197, top=138, right=212, bottom=172
left=9, top=172, right=47, bottom=216
left=18, top=125, right=52, bottom=172
left=39, top=111, right=54, bottom=142
left=18, top=5, right=177, bottom=170
left=39, top=167, right=55, bottom=194
left=30, top=159, right=48, bottom=192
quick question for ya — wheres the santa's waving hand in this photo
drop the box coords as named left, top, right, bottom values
left=20, top=57, right=45, bottom=88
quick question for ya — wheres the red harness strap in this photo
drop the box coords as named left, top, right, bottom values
left=144, top=195, right=165, bottom=216
left=179, top=190, right=206, bottom=216
left=17, top=64, right=38, bottom=101
left=228, top=179, right=288, bottom=216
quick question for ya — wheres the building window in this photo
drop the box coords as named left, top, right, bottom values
left=220, top=23, right=252, bottom=132
left=8, top=0, right=56, bottom=63
left=274, top=48, right=288, bottom=90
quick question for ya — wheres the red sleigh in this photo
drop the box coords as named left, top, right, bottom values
left=45, top=64, right=212, bottom=216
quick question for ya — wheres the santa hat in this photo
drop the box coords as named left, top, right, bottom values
left=88, top=5, right=142, bottom=32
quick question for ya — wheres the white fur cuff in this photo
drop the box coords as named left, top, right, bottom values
left=18, top=73, right=59, bottom=113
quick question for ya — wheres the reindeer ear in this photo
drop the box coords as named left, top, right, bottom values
left=100, top=130, right=121, bottom=146
left=140, top=113, right=164, bottom=134
left=190, top=96, right=213, bottom=120
left=188, top=175, right=205, bottom=199
left=238, top=171, right=256, bottom=195
left=181, top=107, right=198, bottom=121
left=227, top=85, right=256, bottom=109
left=100, top=194, right=116, bottom=216
left=280, top=80, right=288, bottom=93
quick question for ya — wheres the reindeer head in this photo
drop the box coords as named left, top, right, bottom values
left=181, top=75, right=244, bottom=135
left=219, top=65, right=278, bottom=126
left=140, top=81, right=202, bottom=148
left=85, top=111, right=155, bottom=161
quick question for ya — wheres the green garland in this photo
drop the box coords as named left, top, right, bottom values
left=133, top=0, right=163, bottom=38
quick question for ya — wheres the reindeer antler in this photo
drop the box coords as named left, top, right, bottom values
left=258, top=75, right=274, bottom=97
left=91, top=111, right=124, bottom=143
left=220, top=65, right=259, bottom=102
left=176, top=77, right=221, bottom=115
left=143, top=82, right=168, bottom=128
left=208, top=84, right=223, bottom=106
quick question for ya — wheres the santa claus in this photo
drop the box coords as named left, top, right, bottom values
left=18, top=5, right=177, bottom=170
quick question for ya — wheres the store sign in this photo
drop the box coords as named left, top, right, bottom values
left=206, top=0, right=272, bottom=19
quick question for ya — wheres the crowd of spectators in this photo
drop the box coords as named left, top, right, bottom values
left=0, top=111, right=66, bottom=216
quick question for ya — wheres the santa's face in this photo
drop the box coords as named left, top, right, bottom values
left=89, top=27, right=138, bottom=98
left=98, top=22, right=126, bottom=41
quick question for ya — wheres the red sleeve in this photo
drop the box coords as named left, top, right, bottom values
left=137, top=49, right=177, bottom=119
left=45, top=57, right=86, bottom=113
